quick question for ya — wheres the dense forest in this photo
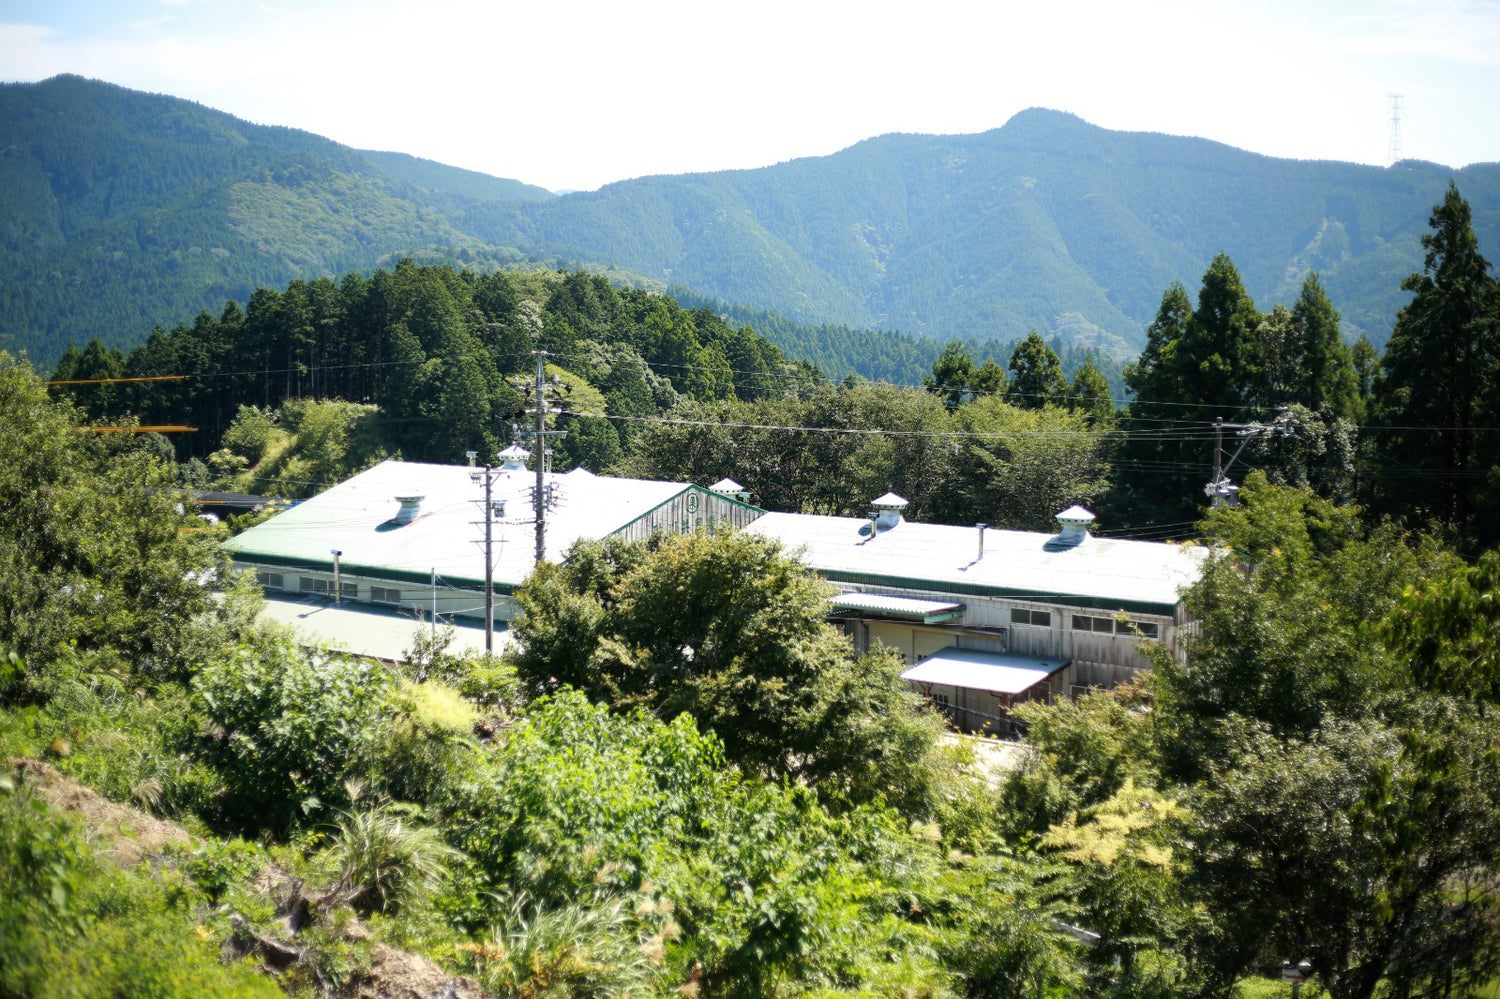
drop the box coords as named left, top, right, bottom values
left=46, top=183, right=1500, bottom=554
left=45, top=262, right=1122, bottom=533
left=0, top=75, right=551, bottom=365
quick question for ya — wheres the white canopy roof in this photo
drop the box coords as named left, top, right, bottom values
left=901, top=647, right=1066, bottom=696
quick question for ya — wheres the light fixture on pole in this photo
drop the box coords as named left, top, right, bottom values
left=329, top=549, right=343, bottom=604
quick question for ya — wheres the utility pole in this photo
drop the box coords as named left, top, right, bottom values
left=467, top=450, right=505, bottom=653
left=1204, top=409, right=1294, bottom=508
left=534, top=351, right=547, bottom=566
left=484, top=465, right=495, bottom=650
left=514, top=351, right=569, bottom=566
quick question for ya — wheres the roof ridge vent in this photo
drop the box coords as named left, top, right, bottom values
left=1046, top=505, right=1095, bottom=551
left=710, top=477, right=752, bottom=503
left=498, top=445, right=530, bottom=471
left=868, top=492, right=908, bottom=534
left=392, top=495, right=425, bottom=526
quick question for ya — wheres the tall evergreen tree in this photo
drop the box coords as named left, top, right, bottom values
left=1371, top=182, right=1499, bottom=549
left=1117, top=263, right=1264, bottom=525
left=1006, top=330, right=1068, bottom=409
left=923, top=339, right=975, bottom=410
left=1180, top=253, right=1262, bottom=413
left=1069, top=358, right=1114, bottom=419
left=1124, top=281, right=1192, bottom=409
left=1292, top=272, right=1359, bottom=419
left=1251, top=304, right=1300, bottom=411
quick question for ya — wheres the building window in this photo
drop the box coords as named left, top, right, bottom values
left=1010, top=608, right=1051, bottom=628
left=1072, top=614, right=1116, bottom=634
left=298, top=577, right=356, bottom=600
left=1071, top=614, right=1161, bottom=639
left=256, top=571, right=284, bottom=590
left=371, top=586, right=402, bottom=605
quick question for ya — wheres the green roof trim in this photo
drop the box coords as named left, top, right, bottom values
left=816, top=569, right=1180, bottom=618
left=229, top=552, right=515, bottom=594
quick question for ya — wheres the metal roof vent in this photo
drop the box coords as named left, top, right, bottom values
left=710, top=477, right=752, bottom=503
left=1046, top=505, right=1096, bottom=551
left=498, top=445, right=530, bottom=471
left=869, top=492, right=908, bottom=534
left=392, top=495, right=425, bottom=526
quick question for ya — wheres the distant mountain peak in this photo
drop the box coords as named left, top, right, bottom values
left=1, top=76, right=1496, bottom=369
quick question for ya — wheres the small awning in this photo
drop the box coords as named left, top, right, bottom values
left=901, top=647, right=1067, bottom=696
left=829, top=592, right=964, bottom=624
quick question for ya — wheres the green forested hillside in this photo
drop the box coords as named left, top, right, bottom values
left=9, top=349, right=1500, bottom=997
left=0, top=75, right=550, bottom=363
left=4, top=75, right=1499, bottom=374
left=468, top=112, right=1500, bottom=350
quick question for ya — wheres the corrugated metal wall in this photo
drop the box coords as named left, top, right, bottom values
left=836, top=583, right=1178, bottom=675
left=614, top=490, right=762, bottom=543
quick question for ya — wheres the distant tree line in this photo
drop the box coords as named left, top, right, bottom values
left=49, top=263, right=797, bottom=475
left=47, top=183, right=1500, bottom=553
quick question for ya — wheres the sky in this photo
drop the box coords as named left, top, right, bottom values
left=3, top=0, right=1499, bottom=193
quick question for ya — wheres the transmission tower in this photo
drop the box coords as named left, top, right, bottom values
left=1387, top=93, right=1404, bottom=166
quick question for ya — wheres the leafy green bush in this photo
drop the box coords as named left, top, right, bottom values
left=440, top=690, right=959, bottom=993
left=192, top=637, right=397, bottom=835
left=219, top=405, right=282, bottom=465
left=466, top=894, right=663, bottom=999
left=175, top=837, right=268, bottom=904
left=370, top=681, right=478, bottom=806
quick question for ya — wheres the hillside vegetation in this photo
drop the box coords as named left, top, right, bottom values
left=0, top=75, right=551, bottom=364
left=8, top=342, right=1500, bottom=996
left=4, top=178, right=1500, bottom=999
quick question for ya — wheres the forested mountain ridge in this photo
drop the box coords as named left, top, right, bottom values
left=0, top=75, right=553, bottom=363
left=468, top=110, right=1500, bottom=352
left=4, top=75, right=1499, bottom=372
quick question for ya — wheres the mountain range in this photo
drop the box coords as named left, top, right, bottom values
left=3, top=74, right=1497, bottom=369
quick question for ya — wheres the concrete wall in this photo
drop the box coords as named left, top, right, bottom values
left=252, top=567, right=510, bottom=629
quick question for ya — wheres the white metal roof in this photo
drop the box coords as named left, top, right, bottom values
left=255, top=594, right=506, bottom=662
left=748, top=512, right=1205, bottom=615
left=224, top=460, right=695, bottom=589
left=901, top=647, right=1066, bottom=695
left=828, top=592, right=964, bottom=622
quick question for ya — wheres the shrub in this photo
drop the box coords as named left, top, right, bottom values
left=465, top=895, right=662, bottom=999
left=192, top=637, right=397, bottom=836
left=370, top=681, right=478, bottom=805
left=317, top=800, right=463, bottom=917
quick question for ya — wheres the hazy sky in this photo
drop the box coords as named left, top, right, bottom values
left=4, top=0, right=1498, bottom=192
